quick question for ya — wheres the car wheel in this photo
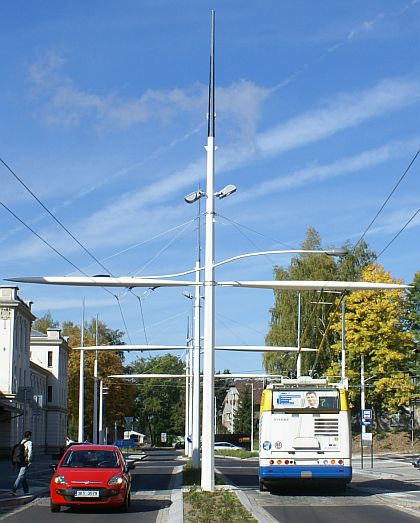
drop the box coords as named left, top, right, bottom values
left=50, top=501, right=61, bottom=512
left=119, top=491, right=130, bottom=512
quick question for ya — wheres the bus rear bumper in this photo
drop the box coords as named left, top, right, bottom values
left=259, top=465, right=352, bottom=481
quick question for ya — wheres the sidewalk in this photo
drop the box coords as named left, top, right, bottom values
left=0, top=453, right=53, bottom=509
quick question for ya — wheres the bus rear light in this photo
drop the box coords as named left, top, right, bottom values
left=269, top=460, right=274, bottom=465
left=285, top=460, right=289, bottom=464
left=330, top=459, right=336, bottom=464
left=277, top=460, right=282, bottom=464
left=338, top=459, right=343, bottom=465
left=323, top=459, right=328, bottom=465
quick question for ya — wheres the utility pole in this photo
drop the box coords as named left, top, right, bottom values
left=93, top=314, right=99, bottom=444
left=201, top=9, right=216, bottom=491
left=296, top=293, right=302, bottom=377
left=78, top=299, right=85, bottom=442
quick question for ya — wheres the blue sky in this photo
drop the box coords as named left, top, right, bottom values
left=1, top=1, right=419, bottom=373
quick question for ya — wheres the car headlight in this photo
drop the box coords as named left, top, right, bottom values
left=54, top=475, right=67, bottom=486
left=108, top=476, right=124, bottom=486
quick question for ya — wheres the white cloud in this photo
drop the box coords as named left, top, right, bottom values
left=28, top=52, right=270, bottom=139
left=237, top=137, right=420, bottom=201
left=347, top=14, right=384, bottom=40
left=256, top=78, right=420, bottom=156
left=368, top=207, right=420, bottom=237
left=8, top=75, right=420, bottom=266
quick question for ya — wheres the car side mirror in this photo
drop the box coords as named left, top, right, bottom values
left=126, top=461, right=135, bottom=471
left=50, top=464, right=57, bottom=472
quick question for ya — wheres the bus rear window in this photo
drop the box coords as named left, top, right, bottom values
left=272, top=389, right=339, bottom=410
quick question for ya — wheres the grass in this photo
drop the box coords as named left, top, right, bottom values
left=184, top=488, right=257, bottom=523
left=214, top=449, right=259, bottom=459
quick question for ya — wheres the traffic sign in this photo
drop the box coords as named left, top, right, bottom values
left=362, top=409, right=372, bottom=420
left=161, top=432, right=167, bottom=443
left=361, top=420, right=371, bottom=426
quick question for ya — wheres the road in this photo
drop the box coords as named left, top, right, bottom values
left=0, top=448, right=182, bottom=523
left=216, top=454, right=420, bottom=523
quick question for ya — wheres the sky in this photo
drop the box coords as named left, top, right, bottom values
left=1, top=0, right=419, bottom=374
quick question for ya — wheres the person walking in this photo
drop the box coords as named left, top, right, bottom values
left=11, top=431, right=33, bottom=496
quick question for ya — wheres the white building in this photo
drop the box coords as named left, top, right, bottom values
left=0, top=286, right=69, bottom=457
left=221, top=380, right=263, bottom=434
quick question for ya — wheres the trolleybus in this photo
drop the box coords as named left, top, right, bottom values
left=259, top=376, right=352, bottom=491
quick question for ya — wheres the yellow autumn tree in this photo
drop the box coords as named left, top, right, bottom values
left=63, top=319, right=135, bottom=440
left=328, top=263, right=416, bottom=413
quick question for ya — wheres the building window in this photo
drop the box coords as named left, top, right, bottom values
left=47, top=386, right=53, bottom=403
left=47, top=351, right=53, bottom=367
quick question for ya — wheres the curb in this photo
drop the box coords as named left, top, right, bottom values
left=167, top=467, right=183, bottom=523
left=234, top=489, right=278, bottom=523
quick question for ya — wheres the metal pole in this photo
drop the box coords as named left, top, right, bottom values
left=188, top=348, right=193, bottom=458
left=361, top=354, right=365, bottom=469
left=93, top=315, right=98, bottom=444
left=78, top=299, right=85, bottom=442
left=296, top=293, right=301, bottom=377
left=99, top=380, right=103, bottom=444
left=192, top=261, right=201, bottom=469
left=251, top=383, right=254, bottom=452
left=201, top=9, right=216, bottom=492
left=185, top=343, right=190, bottom=456
left=341, top=297, right=346, bottom=382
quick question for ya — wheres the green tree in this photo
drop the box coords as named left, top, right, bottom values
left=33, top=311, right=59, bottom=333
left=406, top=271, right=420, bottom=406
left=129, top=354, right=185, bottom=445
left=264, top=227, right=374, bottom=376
left=327, top=263, right=416, bottom=413
left=63, top=319, right=134, bottom=440
left=406, top=272, right=420, bottom=344
left=233, top=386, right=252, bottom=434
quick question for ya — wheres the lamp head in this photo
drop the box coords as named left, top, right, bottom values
left=184, top=190, right=205, bottom=204
left=325, top=248, right=348, bottom=257
left=215, top=184, right=237, bottom=199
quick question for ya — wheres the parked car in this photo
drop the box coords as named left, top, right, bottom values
left=174, top=441, right=185, bottom=449
left=214, top=442, right=245, bottom=451
left=50, top=444, right=134, bottom=512
left=412, top=457, right=420, bottom=469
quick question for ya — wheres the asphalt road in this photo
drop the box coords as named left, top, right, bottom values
left=215, top=454, right=420, bottom=523
left=0, top=448, right=181, bottom=523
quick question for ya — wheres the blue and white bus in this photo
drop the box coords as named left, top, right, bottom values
left=259, top=377, right=352, bottom=491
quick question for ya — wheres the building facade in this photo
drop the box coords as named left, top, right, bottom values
left=0, top=286, right=69, bottom=457
left=221, top=379, right=263, bottom=434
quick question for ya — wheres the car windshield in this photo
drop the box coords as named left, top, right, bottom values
left=61, top=449, right=120, bottom=468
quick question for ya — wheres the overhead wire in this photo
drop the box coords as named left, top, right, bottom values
left=301, top=149, right=420, bottom=375
left=354, top=148, right=420, bottom=249
left=376, top=207, right=420, bottom=260
left=0, top=157, right=135, bottom=342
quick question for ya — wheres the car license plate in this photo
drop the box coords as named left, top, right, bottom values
left=75, top=490, right=99, bottom=497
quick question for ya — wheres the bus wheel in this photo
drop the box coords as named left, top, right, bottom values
left=259, top=480, right=266, bottom=492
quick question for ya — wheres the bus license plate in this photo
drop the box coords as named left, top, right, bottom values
left=75, top=490, right=99, bottom=497
left=300, top=471, right=312, bottom=478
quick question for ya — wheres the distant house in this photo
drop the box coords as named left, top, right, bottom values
left=124, top=430, right=145, bottom=445
left=221, top=379, right=264, bottom=433
left=0, top=286, right=69, bottom=457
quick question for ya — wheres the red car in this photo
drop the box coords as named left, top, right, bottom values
left=50, top=444, right=134, bottom=512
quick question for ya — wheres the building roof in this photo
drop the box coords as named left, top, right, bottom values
left=31, top=329, right=47, bottom=337
left=226, top=379, right=264, bottom=404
